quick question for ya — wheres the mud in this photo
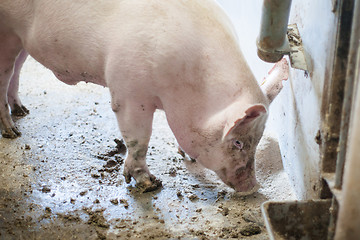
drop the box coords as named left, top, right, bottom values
left=0, top=58, right=296, bottom=239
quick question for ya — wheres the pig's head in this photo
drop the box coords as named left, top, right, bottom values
left=195, top=103, right=268, bottom=195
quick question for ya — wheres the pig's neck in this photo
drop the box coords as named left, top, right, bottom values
left=165, top=84, right=266, bottom=160
left=168, top=115, right=218, bottom=160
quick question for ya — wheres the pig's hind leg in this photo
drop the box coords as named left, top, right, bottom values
left=112, top=100, right=162, bottom=192
left=8, top=49, right=29, bottom=117
left=0, top=34, right=23, bottom=138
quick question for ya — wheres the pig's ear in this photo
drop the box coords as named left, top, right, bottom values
left=223, top=104, right=267, bottom=140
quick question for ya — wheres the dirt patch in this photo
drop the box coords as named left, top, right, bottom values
left=85, top=208, right=110, bottom=229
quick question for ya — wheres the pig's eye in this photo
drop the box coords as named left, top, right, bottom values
left=233, top=140, right=244, bottom=150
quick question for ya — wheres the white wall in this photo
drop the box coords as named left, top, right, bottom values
left=217, top=0, right=336, bottom=199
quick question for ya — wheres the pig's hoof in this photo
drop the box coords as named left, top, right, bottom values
left=136, top=177, right=162, bottom=193
left=11, top=104, right=30, bottom=117
left=124, top=169, right=162, bottom=193
left=2, top=127, right=21, bottom=138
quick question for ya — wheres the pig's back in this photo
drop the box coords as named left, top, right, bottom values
left=18, top=0, right=233, bottom=85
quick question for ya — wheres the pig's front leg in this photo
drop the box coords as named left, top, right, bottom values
left=112, top=100, right=162, bottom=192
left=8, top=49, right=29, bottom=117
left=261, top=58, right=289, bottom=103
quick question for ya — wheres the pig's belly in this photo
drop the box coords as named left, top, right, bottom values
left=24, top=35, right=107, bottom=87
left=53, top=69, right=106, bottom=86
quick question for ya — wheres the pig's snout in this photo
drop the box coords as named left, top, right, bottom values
left=231, top=175, right=259, bottom=196
left=233, top=161, right=259, bottom=194
left=216, top=161, right=259, bottom=195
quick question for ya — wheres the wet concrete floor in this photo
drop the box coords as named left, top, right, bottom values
left=0, top=58, right=296, bottom=239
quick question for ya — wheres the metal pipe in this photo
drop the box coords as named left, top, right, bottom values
left=334, top=0, right=357, bottom=189
left=334, top=52, right=360, bottom=240
left=257, top=0, right=292, bottom=63
left=334, top=0, right=360, bottom=238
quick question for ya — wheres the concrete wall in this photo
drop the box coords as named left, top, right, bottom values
left=217, top=0, right=336, bottom=199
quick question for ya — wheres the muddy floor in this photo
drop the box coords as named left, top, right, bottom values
left=0, top=58, right=296, bottom=239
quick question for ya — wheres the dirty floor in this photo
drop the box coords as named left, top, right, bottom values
left=0, top=58, right=296, bottom=239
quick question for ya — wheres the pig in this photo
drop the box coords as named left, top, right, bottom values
left=0, top=0, right=289, bottom=194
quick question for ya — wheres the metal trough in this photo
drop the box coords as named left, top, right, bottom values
left=261, top=199, right=332, bottom=240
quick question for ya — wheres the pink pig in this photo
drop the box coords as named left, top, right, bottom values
left=0, top=0, right=288, bottom=194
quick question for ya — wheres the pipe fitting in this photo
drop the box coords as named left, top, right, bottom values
left=257, top=0, right=292, bottom=63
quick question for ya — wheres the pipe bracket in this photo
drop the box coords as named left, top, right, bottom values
left=287, top=24, right=309, bottom=71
